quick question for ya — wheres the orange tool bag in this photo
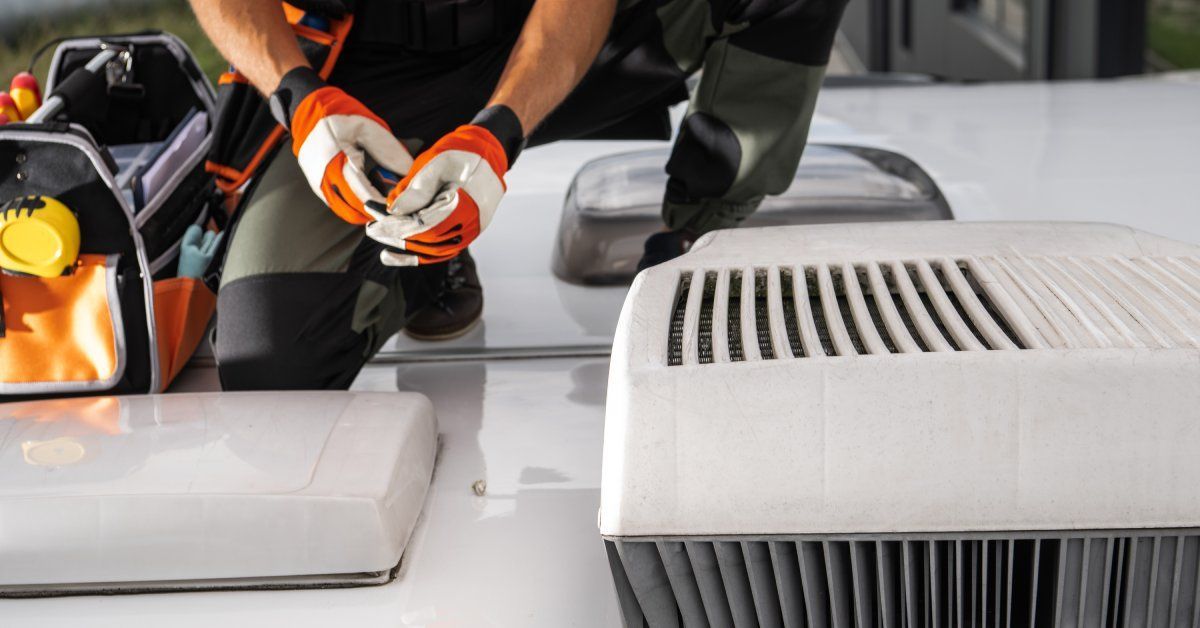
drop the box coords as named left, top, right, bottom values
left=0, top=33, right=222, bottom=398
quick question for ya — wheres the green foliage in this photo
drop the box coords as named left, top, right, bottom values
left=1148, top=4, right=1200, bottom=69
left=0, top=0, right=224, bottom=92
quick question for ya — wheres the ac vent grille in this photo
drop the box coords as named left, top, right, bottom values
left=756, top=270, right=777, bottom=360
left=698, top=272, right=717, bottom=365
left=664, top=256, right=1200, bottom=365
left=728, top=271, right=745, bottom=362
left=607, top=533, right=1200, bottom=628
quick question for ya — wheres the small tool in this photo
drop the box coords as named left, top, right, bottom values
left=9, top=72, right=42, bottom=120
left=0, top=195, right=81, bottom=278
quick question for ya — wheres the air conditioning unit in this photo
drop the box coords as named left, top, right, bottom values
left=601, top=222, right=1200, bottom=627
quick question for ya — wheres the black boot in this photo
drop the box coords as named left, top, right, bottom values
left=636, top=230, right=696, bottom=273
left=404, top=249, right=483, bottom=340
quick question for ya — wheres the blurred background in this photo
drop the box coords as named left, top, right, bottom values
left=0, top=0, right=1197, bottom=86
left=840, top=0, right=1200, bottom=79
left=0, top=0, right=223, bottom=83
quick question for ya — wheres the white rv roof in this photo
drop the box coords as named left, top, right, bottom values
left=0, top=391, right=436, bottom=591
left=3, top=75, right=1199, bottom=624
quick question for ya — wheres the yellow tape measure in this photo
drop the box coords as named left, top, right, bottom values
left=0, top=195, right=81, bottom=277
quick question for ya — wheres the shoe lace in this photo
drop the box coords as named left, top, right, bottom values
left=428, top=256, right=466, bottom=314
left=444, top=256, right=467, bottom=290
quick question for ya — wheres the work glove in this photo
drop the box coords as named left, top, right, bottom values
left=177, top=224, right=224, bottom=279
left=269, top=66, right=412, bottom=224
left=366, top=105, right=525, bottom=266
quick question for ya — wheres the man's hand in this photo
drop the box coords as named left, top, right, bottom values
left=365, top=0, right=616, bottom=264
left=188, top=0, right=411, bottom=223
left=366, top=107, right=522, bottom=266
left=271, top=67, right=413, bottom=224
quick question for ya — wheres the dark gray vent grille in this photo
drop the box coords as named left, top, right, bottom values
left=667, top=273, right=691, bottom=366
left=728, top=271, right=745, bottom=362
left=699, top=272, right=717, bottom=365
left=755, top=270, right=777, bottom=360
left=607, top=532, right=1200, bottom=628
left=780, top=269, right=805, bottom=357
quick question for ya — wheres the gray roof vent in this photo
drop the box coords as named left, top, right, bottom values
left=554, top=144, right=952, bottom=285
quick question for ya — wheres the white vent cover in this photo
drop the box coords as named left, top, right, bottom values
left=0, top=391, right=436, bottom=595
left=603, top=222, right=1200, bottom=538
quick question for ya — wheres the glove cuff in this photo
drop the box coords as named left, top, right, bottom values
left=470, top=105, right=526, bottom=168
left=269, top=66, right=326, bottom=128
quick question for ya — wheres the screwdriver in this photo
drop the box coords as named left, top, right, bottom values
left=0, top=93, right=19, bottom=124
left=9, top=72, right=42, bottom=120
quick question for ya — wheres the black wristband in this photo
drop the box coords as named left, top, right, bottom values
left=470, top=104, right=527, bottom=167
left=268, top=66, right=326, bottom=128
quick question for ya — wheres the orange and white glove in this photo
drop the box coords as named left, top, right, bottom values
left=269, top=66, right=412, bottom=224
left=366, top=105, right=525, bottom=266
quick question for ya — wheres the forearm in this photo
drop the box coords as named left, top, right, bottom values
left=487, top=0, right=617, bottom=134
left=187, top=0, right=307, bottom=95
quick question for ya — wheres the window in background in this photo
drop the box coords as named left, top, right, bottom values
left=1147, top=0, right=1200, bottom=69
left=960, top=0, right=1028, bottom=46
left=1003, top=0, right=1027, bottom=44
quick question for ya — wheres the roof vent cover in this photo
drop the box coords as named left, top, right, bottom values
left=554, top=145, right=953, bottom=285
left=0, top=391, right=436, bottom=596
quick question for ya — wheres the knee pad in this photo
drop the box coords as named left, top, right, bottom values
left=214, top=273, right=368, bottom=390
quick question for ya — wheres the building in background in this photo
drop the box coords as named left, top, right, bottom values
left=840, top=0, right=1200, bottom=81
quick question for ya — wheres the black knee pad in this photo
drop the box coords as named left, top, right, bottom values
left=215, top=273, right=368, bottom=391
left=665, top=112, right=742, bottom=202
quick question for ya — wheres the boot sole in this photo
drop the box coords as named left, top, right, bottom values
left=402, top=316, right=482, bottom=342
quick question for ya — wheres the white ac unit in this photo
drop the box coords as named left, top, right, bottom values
left=602, top=222, right=1200, bottom=627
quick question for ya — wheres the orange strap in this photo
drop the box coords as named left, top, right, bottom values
left=207, top=5, right=355, bottom=194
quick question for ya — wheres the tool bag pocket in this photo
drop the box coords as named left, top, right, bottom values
left=0, top=255, right=126, bottom=394
left=0, top=32, right=219, bottom=399
left=207, top=3, right=354, bottom=194
left=152, top=276, right=216, bottom=386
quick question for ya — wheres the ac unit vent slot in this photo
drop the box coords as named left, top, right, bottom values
left=698, top=272, right=717, bottom=364
left=936, top=267, right=992, bottom=349
left=608, top=533, right=1200, bottom=628
left=861, top=275, right=899, bottom=353
left=728, top=271, right=745, bottom=362
left=887, top=269, right=931, bottom=352
left=780, top=268, right=805, bottom=358
left=960, top=261, right=1027, bottom=350
left=908, top=267, right=962, bottom=350
left=754, top=270, right=776, bottom=360
left=807, top=268, right=838, bottom=357
left=667, top=273, right=691, bottom=366
left=831, top=267, right=867, bottom=356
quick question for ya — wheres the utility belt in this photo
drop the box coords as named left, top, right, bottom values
left=282, top=0, right=537, bottom=55
left=207, top=0, right=532, bottom=197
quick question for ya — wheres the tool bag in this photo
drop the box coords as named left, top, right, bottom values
left=0, top=32, right=221, bottom=398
